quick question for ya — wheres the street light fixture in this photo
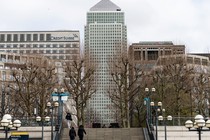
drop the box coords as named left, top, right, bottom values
left=36, top=116, right=50, bottom=140
left=144, top=88, right=156, bottom=125
left=51, top=88, right=69, bottom=131
left=0, top=114, right=21, bottom=140
left=158, top=115, right=172, bottom=140
left=47, top=101, right=59, bottom=140
left=185, top=114, right=210, bottom=140
left=150, top=101, right=163, bottom=140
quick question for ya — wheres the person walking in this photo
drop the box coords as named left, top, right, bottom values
left=65, top=112, right=72, bottom=128
left=69, top=127, right=76, bottom=140
left=78, top=125, right=86, bottom=140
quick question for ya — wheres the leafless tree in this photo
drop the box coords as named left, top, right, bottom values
left=108, top=54, right=144, bottom=128
left=151, top=55, right=195, bottom=125
left=192, top=71, right=210, bottom=117
left=64, top=58, right=96, bottom=126
left=9, top=57, right=57, bottom=119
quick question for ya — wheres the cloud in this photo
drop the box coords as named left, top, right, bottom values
left=0, top=0, right=209, bottom=53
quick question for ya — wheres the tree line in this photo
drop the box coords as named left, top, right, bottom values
left=1, top=54, right=209, bottom=127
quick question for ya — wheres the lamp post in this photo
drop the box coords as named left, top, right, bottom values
left=150, top=101, right=164, bottom=140
left=51, top=88, right=69, bottom=131
left=36, top=116, right=50, bottom=140
left=144, top=87, right=155, bottom=125
left=47, top=101, right=59, bottom=140
left=0, top=114, right=21, bottom=140
left=158, top=115, right=172, bottom=140
left=185, top=114, right=210, bottom=140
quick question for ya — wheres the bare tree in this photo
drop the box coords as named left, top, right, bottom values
left=64, top=58, right=96, bottom=126
left=192, top=71, right=210, bottom=117
left=151, top=55, right=195, bottom=125
left=108, top=54, right=143, bottom=128
left=9, top=57, right=57, bottom=118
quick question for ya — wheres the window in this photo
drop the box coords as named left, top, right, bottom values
left=7, top=34, right=11, bottom=42
left=13, top=44, right=18, bottom=48
left=13, top=34, right=18, bottom=41
left=33, top=34, right=38, bottom=41
left=46, top=34, right=51, bottom=41
left=27, top=34, right=31, bottom=41
left=72, top=44, right=77, bottom=48
left=0, top=34, right=5, bottom=42
left=20, top=34, right=25, bottom=41
left=40, top=34, right=44, bottom=41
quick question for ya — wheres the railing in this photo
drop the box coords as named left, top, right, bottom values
left=12, top=116, right=52, bottom=127
left=144, top=116, right=196, bottom=140
left=159, top=116, right=194, bottom=126
left=146, top=119, right=155, bottom=140
left=54, top=119, right=65, bottom=140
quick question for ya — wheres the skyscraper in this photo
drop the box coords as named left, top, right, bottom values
left=85, top=0, right=127, bottom=124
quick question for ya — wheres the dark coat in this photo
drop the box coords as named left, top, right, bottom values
left=78, top=127, right=86, bottom=138
left=69, top=128, right=76, bottom=139
left=66, top=113, right=72, bottom=121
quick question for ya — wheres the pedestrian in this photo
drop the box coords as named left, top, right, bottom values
left=65, top=112, right=72, bottom=128
left=78, top=125, right=86, bottom=140
left=69, top=127, right=76, bottom=140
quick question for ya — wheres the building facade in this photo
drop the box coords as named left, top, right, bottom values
left=85, top=0, right=127, bottom=124
left=0, top=31, right=80, bottom=62
left=0, top=30, right=80, bottom=83
left=129, top=41, right=185, bottom=70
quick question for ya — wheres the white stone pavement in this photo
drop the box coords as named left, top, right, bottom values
left=0, top=126, right=51, bottom=140
left=158, top=126, right=210, bottom=140
left=1, top=126, right=210, bottom=140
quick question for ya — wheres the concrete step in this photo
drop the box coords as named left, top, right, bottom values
left=61, top=128, right=144, bottom=140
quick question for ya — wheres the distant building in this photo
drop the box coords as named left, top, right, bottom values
left=129, top=41, right=185, bottom=70
left=85, top=0, right=127, bottom=124
left=156, top=54, right=209, bottom=68
left=0, top=30, right=80, bottom=83
left=0, top=52, right=54, bottom=81
left=0, top=52, right=54, bottom=115
left=188, top=53, right=210, bottom=60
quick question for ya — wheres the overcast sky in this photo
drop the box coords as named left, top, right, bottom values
left=0, top=0, right=209, bottom=53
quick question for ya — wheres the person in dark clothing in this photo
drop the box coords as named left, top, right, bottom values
left=78, top=125, right=86, bottom=140
left=69, top=127, right=76, bottom=140
left=66, top=112, right=72, bottom=128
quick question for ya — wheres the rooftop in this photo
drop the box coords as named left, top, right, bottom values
left=90, top=0, right=121, bottom=11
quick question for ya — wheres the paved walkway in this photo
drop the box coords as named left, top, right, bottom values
left=61, top=128, right=144, bottom=140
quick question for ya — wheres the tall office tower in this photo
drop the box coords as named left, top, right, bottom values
left=85, top=0, right=127, bottom=124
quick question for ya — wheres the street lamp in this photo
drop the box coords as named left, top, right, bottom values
left=158, top=115, right=172, bottom=140
left=150, top=101, right=163, bottom=140
left=144, top=87, right=155, bottom=125
left=47, top=101, right=59, bottom=140
left=0, top=114, right=21, bottom=140
left=36, top=116, right=50, bottom=140
left=185, top=114, right=210, bottom=140
left=51, top=88, right=69, bottom=131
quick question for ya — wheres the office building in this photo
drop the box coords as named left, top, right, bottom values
left=0, top=31, right=80, bottom=61
left=129, top=41, right=185, bottom=70
left=0, top=30, right=80, bottom=83
left=85, top=0, right=127, bottom=124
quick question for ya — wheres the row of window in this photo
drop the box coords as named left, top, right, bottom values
left=0, top=55, right=77, bottom=62
left=0, top=43, right=78, bottom=48
left=0, top=49, right=78, bottom=54
left=0, top=34, right=52, bottom=42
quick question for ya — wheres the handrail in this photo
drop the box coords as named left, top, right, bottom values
left=54, top=122, right=63, bottom=140
left=146, top=119, right=155, bottom=140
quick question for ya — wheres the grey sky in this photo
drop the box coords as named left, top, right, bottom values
left=0, top=0, right=209, bottom=53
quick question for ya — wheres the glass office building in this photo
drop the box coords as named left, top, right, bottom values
left=85, top=0, right=127, bottom=124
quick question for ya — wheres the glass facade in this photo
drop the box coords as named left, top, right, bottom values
left=85, top=0, right=127, bottom=124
